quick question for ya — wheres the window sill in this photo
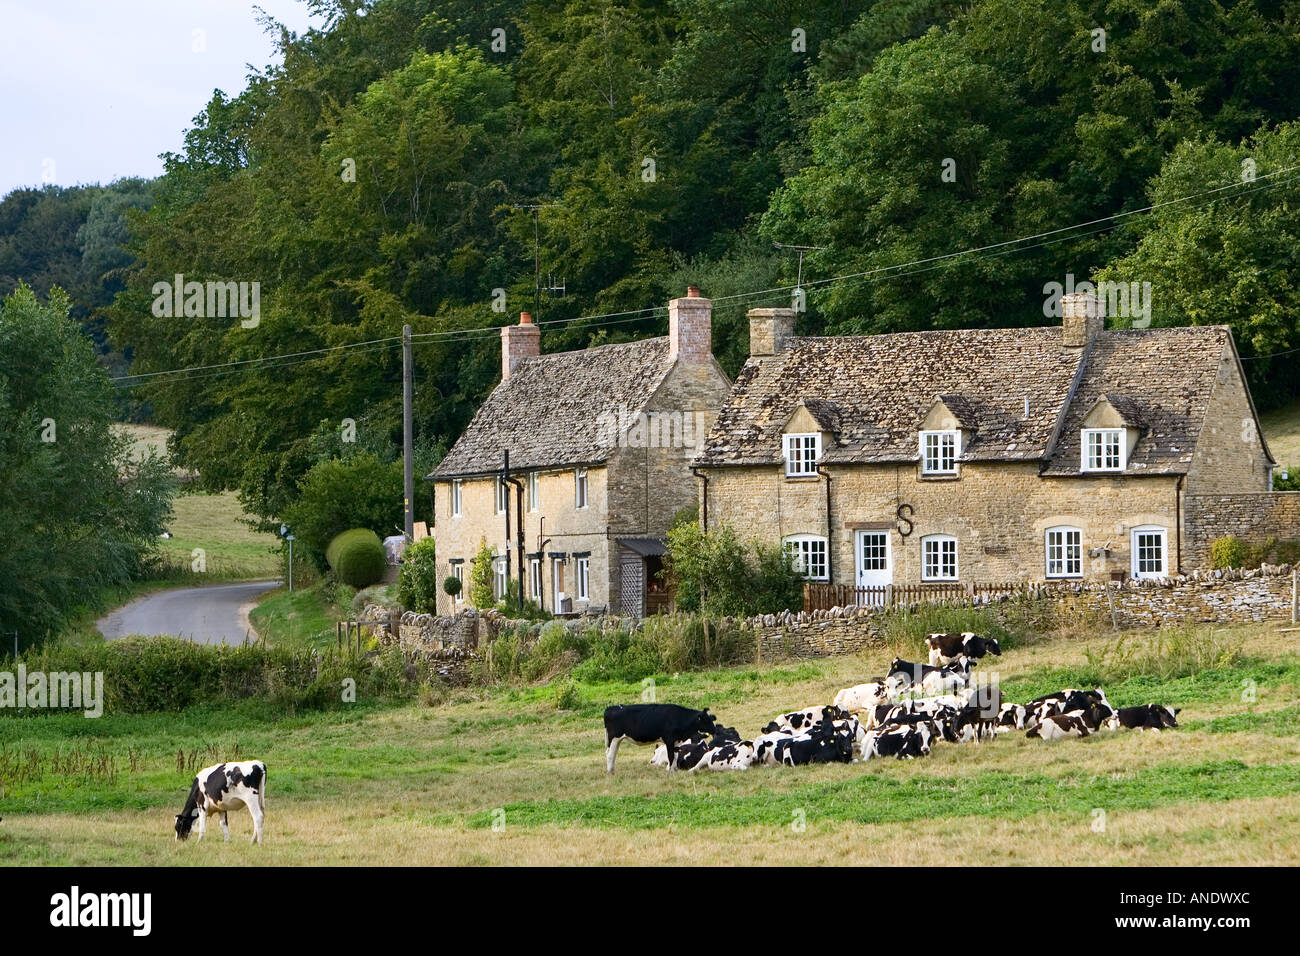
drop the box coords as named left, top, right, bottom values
left=783, top=474, right=821, bottom=482
left=918, top=473, right=960, bottom=481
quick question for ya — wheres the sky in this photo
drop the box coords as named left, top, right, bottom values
left=0, top=0, right=328, bottom=198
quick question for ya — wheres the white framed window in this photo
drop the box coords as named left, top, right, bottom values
left=492, top=556, right=508, bottom=601
left=451, top=480, right=462, bottom=518
left=920, top=430, right=960, bottom=474
left=528, top=558, right=542, bottom=600
left=921, top=535, right=958, bottom=581
left=1131, top=525, right=1167, bottom=579
left=494, top=476, right=509, bottom=514
left=1082, top=428, right=1125, bottom=472
left=451, top=563, right=465, bottom=602
left=576, top=557, right=590, bottom=602
left=1045, top=526, right=1083, bottom=578
left=783, top=433, right=821, bottom=477
left=527, top=471, right=539, bottom=512
left=783, top=534, right=829, bottom=581
left=575, top=468, right=588, bottom=509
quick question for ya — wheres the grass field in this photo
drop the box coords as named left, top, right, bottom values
left=3, top=621, right=1299, bottom=865
left=1260, top=400, right=1300, bottom=470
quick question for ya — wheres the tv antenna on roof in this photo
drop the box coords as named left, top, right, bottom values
left=773, top=241, right=826, bottom=312
left=513, top=202, right=564, bottom=320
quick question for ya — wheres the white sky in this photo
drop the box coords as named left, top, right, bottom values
left=0, top=0, right=328, bottom=197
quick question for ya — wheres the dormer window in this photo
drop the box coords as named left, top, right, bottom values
left=1082, top=428, right=1125, bottom=472
left=783, top=433, right=821, bottom=477
left=920, top=430, right=959, bottom=474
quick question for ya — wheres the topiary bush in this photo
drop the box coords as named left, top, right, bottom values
left=327, top=528, right=387, bottom=588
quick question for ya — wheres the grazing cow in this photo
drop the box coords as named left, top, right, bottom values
left=604, top=704, right=717, bottom=774
left=926, top=631, right=1003, bottom=666
left=1116, top=704, right=1180, bottom=731
left=865, top=722, right=934, bottom=759
left=1027, top=713, right=1093, bottom=740
left=761, top=705, right=847, bottom=735
left=174, top=761, right=267, bottom=844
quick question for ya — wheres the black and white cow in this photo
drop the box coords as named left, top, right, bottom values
left=1022, top=688, right=1108, bottom=731
left=888, top=657, right=975, bottom=695
left=694, top=739, right=757, bottom=771
left=926, top=631, right=1003, bottom=666
left=832, top=677, right=906, bottom=715
left=1026, top=713, right=1094, bottom=740
left=604, top=704, right=718, bottom=774
left=650, top=735, right=713, bottom=770
left=761, top=705, right=848, bottom=735
left=996, top=702, right=1027, bottom=732
left=1115, top=704, right=1180, bottom=731
left=778, top=726, right=855, bottom=766
left=865, top=722, right=935, bottom=759
left=174, top=761, right=267, bottom=844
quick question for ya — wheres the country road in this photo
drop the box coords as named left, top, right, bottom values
left=96, top=580, right=280, bottom=645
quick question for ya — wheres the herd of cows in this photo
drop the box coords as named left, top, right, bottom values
left=603, top=631, right=1180, bottom=773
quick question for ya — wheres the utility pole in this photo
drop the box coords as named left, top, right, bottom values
left=512, top=202, right=563, bottom=321
left=402, top=323, right=415, bottom=542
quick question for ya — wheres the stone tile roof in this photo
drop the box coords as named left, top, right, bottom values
left=1040, top=327, right=1230, bottom=476
left=432, top=337, right=673, bottom=479
left=694, top=325, right=1233, bottom=475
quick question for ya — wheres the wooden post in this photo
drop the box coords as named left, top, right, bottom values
left=1292, top=569, right=1298, bottom=625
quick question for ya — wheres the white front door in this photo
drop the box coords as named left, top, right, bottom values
left=855, top=531, right=891, bottom=604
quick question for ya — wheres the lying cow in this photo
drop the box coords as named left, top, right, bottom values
left=832, top=676, right=906, bottom=715
left=865, top=722, right=934, bottom=759
left=1115, top=704, right=1180, bottom=731
left=926, top=631, right=1003, bottom=666
left=695, top=739, right=757, bottom=771
left=604, top=703, right=717, bottom=774
left=996, top=702, right=1027, bottom=732
left=1023, top=688, right=1109, bottom=731
left=175, top=760, right=267, bottom=844
left=1027, top=713, right=1094, bottom=740
left=888, top=657, right=975, bottom=695
left=761, top=704, right=847, bottom=735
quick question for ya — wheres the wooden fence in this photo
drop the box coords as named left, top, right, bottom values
left=802, top=580, right=1049, bottom=612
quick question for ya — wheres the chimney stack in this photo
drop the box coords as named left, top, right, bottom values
left=668, top=285, right=713, bottom=365
left=748, top=307, right=797, bottom=357
left=501, top=311, right=540, bottom=379
left=1061, top=292, right=1104, bottom=347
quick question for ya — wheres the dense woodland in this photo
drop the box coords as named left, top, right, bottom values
left=5, top=0, right=1300, bottom=539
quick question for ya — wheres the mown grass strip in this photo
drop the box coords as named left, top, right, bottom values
left=465, top=759, right=1300, bottom=830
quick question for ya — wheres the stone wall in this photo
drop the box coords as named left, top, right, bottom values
left=734, top=564, right=1300, bottom=657
left=1184, top=493, right=1300, bottom=566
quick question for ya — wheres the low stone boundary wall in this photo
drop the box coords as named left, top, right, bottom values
left=363, top=563, right=1298, bottom=662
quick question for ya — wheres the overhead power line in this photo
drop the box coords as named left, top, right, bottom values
left=109, top=164, right=1300, bottom=389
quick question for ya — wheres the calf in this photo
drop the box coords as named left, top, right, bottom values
left=1115, top=704, right=1180, bottom=731
left=996, top=702, right=1027, bottom=732
left=174, top=761, right=267, bottom=844
left=926, top=631, right=1003, bottom=667
left=604, top=704, right=717, bottom=774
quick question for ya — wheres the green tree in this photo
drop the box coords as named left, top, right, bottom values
left=397, top=537, right=440, bottom=613
left=468, top=538, right=496, bottom=609
left=0, top=284, right=174, bottom=644
left=281, top=453, right=404, bottom=565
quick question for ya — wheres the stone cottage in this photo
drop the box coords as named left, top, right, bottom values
left=429, top=288, right=732, bottom=616
left=691, top=293, right=1282, bottom=590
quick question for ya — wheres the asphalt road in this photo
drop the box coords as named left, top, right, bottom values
left=96, top=580, right=280, bottom=645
